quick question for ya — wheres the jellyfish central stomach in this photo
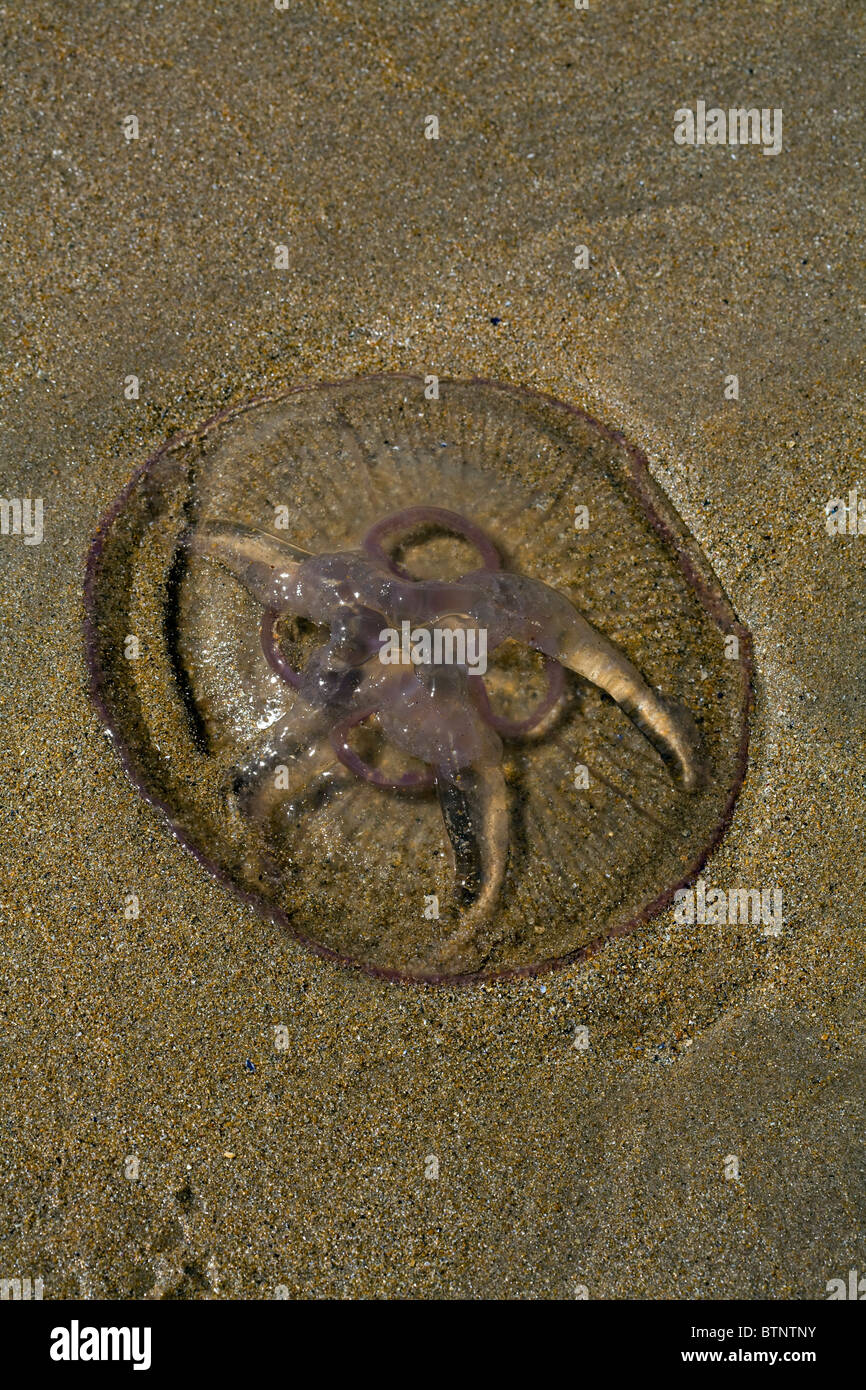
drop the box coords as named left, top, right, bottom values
left=264, top=596, right=566, bottom=789
left=190, top=501, right=705, bottom=809
left=377, top=615, right=488, bottom=677
left=253, top=506, right=574, bottom=790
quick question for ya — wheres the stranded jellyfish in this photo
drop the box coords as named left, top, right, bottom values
left=85, top=376, right=751, bottom=983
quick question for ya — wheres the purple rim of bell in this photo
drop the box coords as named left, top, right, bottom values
left=83, top=372, right=754, bottom=989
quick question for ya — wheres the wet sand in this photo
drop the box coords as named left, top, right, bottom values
left=1, top=1, right=864, bottom=1298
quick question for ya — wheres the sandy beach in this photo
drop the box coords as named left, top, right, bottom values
left=1, top=0, right=864, bottom=1298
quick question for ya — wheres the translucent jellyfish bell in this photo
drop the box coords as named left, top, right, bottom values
left=85, top=376, right=751, bottom=983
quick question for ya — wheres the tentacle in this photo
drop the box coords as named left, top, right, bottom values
left=227, top=705, right=342, bottom=825
left=464, top=572, right=708, bottom=792
left=419, top=759, right=510, bottom=974
left=541, top=615, right=707, bottom=793
left=188, top=522, right=309, bottom=611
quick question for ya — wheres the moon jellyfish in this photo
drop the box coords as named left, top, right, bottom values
left=84, top=376, right=751, bottom=983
